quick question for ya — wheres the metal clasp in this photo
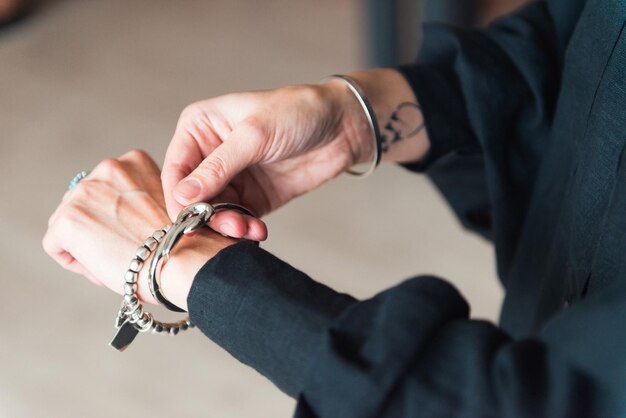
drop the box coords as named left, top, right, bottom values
left=147, top=202, right=216, bottom=312
left=159, top=202, right=215, bottom=260
left=148, top=202, right=255, bottom=313
left=175, top=202, right=215, bottom=234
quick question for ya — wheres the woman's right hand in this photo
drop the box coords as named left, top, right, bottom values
left=161, top=81, right=375, bottom=238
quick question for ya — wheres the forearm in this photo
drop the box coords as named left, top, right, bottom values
left=322, top=68, right=430, bottom=166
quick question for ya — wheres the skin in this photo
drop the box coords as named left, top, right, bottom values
left=43, top=150, right=239, bottom=311
left=162, top=69, right=428, bottom=226
left=44, top=68, right=430, bottom=311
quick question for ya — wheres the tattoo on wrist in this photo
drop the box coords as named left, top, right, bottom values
left=381, top=102, right=424, bottom=153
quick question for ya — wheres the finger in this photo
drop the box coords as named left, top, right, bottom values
left=43, top=212, right=79, bottom=270
left=163, top=149, right=204, bottom=221
left=51, top=248, right=104, bottom=287
left=209, top=183, right=241, bottom=205
left=162, top=163, right=191, bottom=220
left=173, top=124, right=262, bottom=207
left=43, top=216, right=104, bottom=287
left=207, top=210, right=268, bottom=241
left=162, top=108, right=214, bottom=220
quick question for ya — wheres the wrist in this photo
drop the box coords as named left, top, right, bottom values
left=318, top=78, right=375, bottom=167
left=327, top=69, right=430, bottom=165
left=158, top=229, right=238, bottom=312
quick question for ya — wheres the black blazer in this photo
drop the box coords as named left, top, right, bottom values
left=188, top=0, right=626, bottom=416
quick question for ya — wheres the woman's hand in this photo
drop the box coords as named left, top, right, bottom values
left=161, top=82, right=374, bottom=229
left=162, top=69, right=430, bottom=237
left=43, top=150, right=246, bottom=309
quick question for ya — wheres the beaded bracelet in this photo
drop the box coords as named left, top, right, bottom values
left=109, top=226, right=193, bottom=352
left=109, top=202, right=255, bottom=352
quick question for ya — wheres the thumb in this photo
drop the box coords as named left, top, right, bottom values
left=173, top=127, right=260, bottom=205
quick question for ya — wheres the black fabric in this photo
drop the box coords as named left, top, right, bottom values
left=188, top=241, right=356, bottom=397
left=398, top=0, right=571, bottom=277
left=187, top=0, right=626, bottom=416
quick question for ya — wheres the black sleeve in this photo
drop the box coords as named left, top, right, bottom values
left=394, top=0, right=586, bottom=272
left=188, top=242, right=625, bottom=417
left=187, top=241, right=357, bottom=397
left=294, top=274, right=626, bottom=418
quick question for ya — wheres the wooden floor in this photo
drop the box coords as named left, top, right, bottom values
left=0, top=1, right=502, bottom=417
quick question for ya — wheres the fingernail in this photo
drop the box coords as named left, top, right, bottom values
left=219, top=223, right=237, bottom=237
left=244, top=231, right=265, bottom=241
left=175, top=178, right=201, bottom=200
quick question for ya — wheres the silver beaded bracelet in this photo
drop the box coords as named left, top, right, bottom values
left=109, top=201, right=255, bottom=352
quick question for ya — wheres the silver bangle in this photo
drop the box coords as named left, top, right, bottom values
left=148, top=202, right=255, bottom=312
left=321, top=74, right=382, bottom=178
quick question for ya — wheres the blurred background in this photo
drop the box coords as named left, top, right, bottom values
left=0, top=0, right=525, bottom=417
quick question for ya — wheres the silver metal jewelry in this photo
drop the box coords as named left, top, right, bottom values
left=321, top=75, right=382, bottom=178
left=148, top=202, right=255, bottom=312
left=109, top=201, right=255, bottom=351
left=110, top=226, right=193, bottom=352
left=68, top=171, right=89, bottom=191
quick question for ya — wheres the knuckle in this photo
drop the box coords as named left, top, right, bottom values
left=95, top=158, right=123, bottom=176
left=41, top=231, right=53, bottom=254
left=70, top=181, right=92, bottom=200
left=200, top=156, right=228, bottom=181
left=116, top=169, right=137, bottom=187
left=177, top=104, right=203, bottom=136
left=241, top=117, right=266, bottom=141
left=61, top=203, right=87, bottom=226
left=123, top=148, right=150, bottom=162
left=71, top=180, right=106, bottom=203
left=239, top=118, right=271, bottom=160
left=180, top=103, right=200, bottom=120
left=162, top=162, right=184, bottom=183
left=93, top=157, right=137, bottom=187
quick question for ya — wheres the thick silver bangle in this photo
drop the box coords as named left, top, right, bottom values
left=148, top=202, right=255, bottom=312
left=322, top=74, right=382, bottom=178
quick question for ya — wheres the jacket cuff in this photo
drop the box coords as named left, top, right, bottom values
left=187, top=241, right=357, bottom=397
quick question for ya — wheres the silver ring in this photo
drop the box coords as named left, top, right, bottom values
left=68, top=171, right=89, bottom=191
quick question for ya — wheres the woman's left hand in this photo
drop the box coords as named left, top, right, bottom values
left=43, top=150, right=250, bottom=306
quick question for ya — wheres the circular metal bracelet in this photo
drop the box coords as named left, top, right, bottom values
left=321, top=74, right=383, bottom=178
left=148, top=202, right=255, bottom=312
